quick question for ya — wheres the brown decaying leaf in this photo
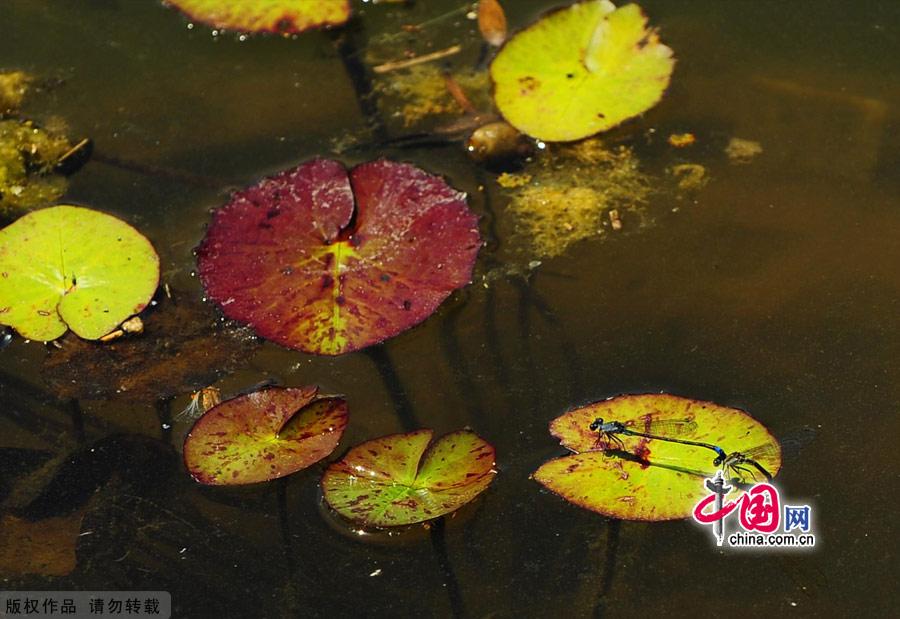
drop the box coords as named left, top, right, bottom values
left=478, top=0, right=507, bottom=47
left=42, top=296, right=256, bottom=402
left=0, top=512, right=84, bottom=576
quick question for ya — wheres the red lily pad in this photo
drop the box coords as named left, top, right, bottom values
left=321, top=429, right=496, bottom=527
left=183, top=386, right=348, bottom=485
left=197, top=159, right=481, bottom=355
left=533, top=394, right=781, bottom=521
left=165, top=0, right=351, bottom=34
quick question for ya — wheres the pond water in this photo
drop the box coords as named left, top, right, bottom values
left=1, top=0, right=898, bottom=616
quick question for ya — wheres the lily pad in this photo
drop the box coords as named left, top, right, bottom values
left=0, top=205, right=159, bottom=341
left=533, top=394, right=781, bottom=521
left=184, top=386, right=348, bottom=485
left=321, top=429, right=496, bottom=527
left=197, top=159, right=481, bottom=355
left=490, top=1, right=675, bottom=142
left=166, top=0, right=351, bottom=34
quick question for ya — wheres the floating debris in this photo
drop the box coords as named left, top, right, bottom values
left=725, top=137, right=763, bottom=163
left=466, top=121, right=532, bottom=165
left=176, top=386, right=223, bottom=422
left=0, top=71, right=31, bottom=115
left=373, top=45, right=463, bottom=74
left=669, top=163, right=709, bottom=191
left=668, top=132, right=696, bottom=148
left=496, top=172, right=532, bottom=189
left=478, top=0, right=508, bottom=47
left=98, top=316, right=145, bottom=342
left=608, top=208, right=622, bottom=231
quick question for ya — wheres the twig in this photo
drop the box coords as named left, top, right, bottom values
left=373, top=45, right=463, bottom=74
left=92, top=151, right=234, bottom=190
left=442, top=72, right=477, bottom=115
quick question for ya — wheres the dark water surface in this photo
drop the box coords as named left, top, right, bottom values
left=2, top=1, right=898, bottom=617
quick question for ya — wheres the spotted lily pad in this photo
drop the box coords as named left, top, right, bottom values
left=166, top=0, right=351, bottom=34
left=0, top=205, right=159, bottom=341
left=490, top=1, right=675, bottom=142
left=184, top=386, right=348, bottom=485
left=321, top=429, right=496, bottom=527
left=197, top=159, right=481, bottom=355
left=533, top=394, right=781, bottom=521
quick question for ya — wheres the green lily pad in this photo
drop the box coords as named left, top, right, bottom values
left=490, top=1, right=675, bottom=142
left=0, top=205, right=160, bottom=341
left=166, top=0, right=351, bottom=34
left=197, top=159, right=481, bottom=355
left=321, top=429, right=496, bottom=527
left=533, top=394, right=781, bottom=520
left=184, top=386, right=348, bottom=485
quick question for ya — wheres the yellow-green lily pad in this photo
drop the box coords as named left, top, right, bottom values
left=0, top=205, right=160, bottom=341
left=321, top=429, right=496, bottom=527
left=533, top=394, right=781, bottom=520
left=183, top=386, right=348, bottom=485
left=490, top=1, right=675, bottom=142
left=166, top=0, right=351, bottom=34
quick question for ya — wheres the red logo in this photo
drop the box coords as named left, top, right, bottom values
left=693, top=482, right=780, bottom=533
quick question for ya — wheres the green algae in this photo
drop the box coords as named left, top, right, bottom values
left=498, top=138, right=652, bottom=260
left=373, top=64, right=491, bottom=128
left=0, top=119, right=72, bottom=218
left=0, top=71, right=31, bottom=115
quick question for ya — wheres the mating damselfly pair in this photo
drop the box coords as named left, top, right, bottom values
left=589, top=417, right=776, bottom=482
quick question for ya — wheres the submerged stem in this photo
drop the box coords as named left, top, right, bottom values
left=592, top=519, right=621, bottom=617
left=430, top=516, right=467, bottom=618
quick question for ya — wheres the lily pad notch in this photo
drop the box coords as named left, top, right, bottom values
left=197, top=158, right=482, bottom=355
left=321, top=429, right=496, bottom=527
left=184, top=385, right=348, bottom=485
left=0, top=205, right=160, bottom=341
